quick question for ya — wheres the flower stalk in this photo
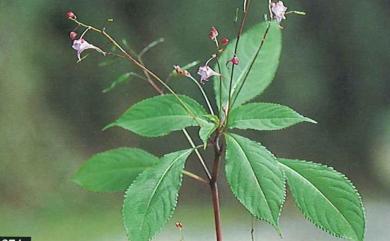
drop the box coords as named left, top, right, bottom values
left=68, top=17, right=214, bottom=182
left=226, top=0, right=252, bottom=127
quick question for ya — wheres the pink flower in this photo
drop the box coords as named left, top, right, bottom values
left=271, top=1, right=288, bottom=23
left=208, top=26, right=219, bottom=41
left=72, top=38, right=105, bottom=61
left=197, top=65, right=220, bottom=84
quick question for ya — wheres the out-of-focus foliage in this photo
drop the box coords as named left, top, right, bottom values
left=0, top=0, right=389, bottom=240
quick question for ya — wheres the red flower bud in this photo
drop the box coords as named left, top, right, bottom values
left=208, top=26, right=219, bottom=40
left=231, top=56, right=239, bottom=65
left=69, top=31, right=78, bottom=40
left=220, top=37, right=229, bottom=46
left=66, top=11, right=76, bottom=19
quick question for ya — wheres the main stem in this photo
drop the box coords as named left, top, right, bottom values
left=210, top=132, right=224, bottom=241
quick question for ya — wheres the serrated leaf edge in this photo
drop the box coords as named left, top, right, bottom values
left=278, top=158, right=366, bottom=241
left=105, top=94, right=213, bottom=137
left=72, top=147, right=159, bottom=192
left=224, top=133, right=285, bottom=231
left=122, top=149, right=192, bottom=241
left=228, top=102, right=317, bottom=131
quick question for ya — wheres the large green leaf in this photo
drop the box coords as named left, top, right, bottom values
left=72, top=148, right=159, bottom=192
left=123, top=149, right=192, bottom=241
left=225, top=133, right=285, bottom=228
left=279, top=158, right=365, bottom=241
left=228, top=102, right=316, bottom=131
left=106, top=94, right=211, bottom=137
left=214, top=21, right=282, bottom=109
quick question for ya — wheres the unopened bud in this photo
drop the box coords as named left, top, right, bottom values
left=230, top=56, right=239, bottom=65
left=175, top=222, right=183, bottom=229
left=69, top=31, right=78, bottom=40
left=173, top=65, right=191, bottom=78
left=220, top=37, right=229, bottom=46
left=208, top=26, right=219, bottom=40
left=66, top=11, right=76, bottom=20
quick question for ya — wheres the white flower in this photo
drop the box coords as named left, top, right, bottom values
left=197, top=65, right=220, bottom=84
left=72, top=38, right=105, bottom=61
left=271, top=1, right=288, bottom=23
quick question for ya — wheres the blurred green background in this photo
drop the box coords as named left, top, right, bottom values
left=0, top=0, right=389, bottom=240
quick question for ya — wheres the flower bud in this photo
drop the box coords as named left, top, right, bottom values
left=175, top=222, right=183, bottom=229
left=220, top=37, right=229, bottom=46
left=173, top=65, right=191, bottom=78
left=208, top=26, right=219, bottom=40
left=66, top=11, right=76, bottom=19
left=69, top=31, right=78, bottom=40
left=230, top=56, right=239, bottom=65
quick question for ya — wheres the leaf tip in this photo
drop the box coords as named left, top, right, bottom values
left=102, top=122, right=116, bottom=131
left=305, top=117, right=317, bottom=124
left=70, top=172, right=83, bottom=187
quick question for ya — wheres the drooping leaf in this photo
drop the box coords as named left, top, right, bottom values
left=72, top=148, right=158, bottom=192
left=279, top=158, right=365, bottom=241
left=198, top=115, right=218, bottom=147
left=106, top=94, right=211, bottom=137
left=214, top=21, right=282, bottom=109
left=102, top=72, right=146, bottom=93
left=138, top=37, right=165, bottom=58
left=123, top=149, right=192, bottom=241
left=225, top=133, right=285, bottom=228
left=228, top=102, right=316, bottom=131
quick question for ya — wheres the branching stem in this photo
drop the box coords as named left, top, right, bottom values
left=71, top=19, right=204, bottom=124
left=69, top=18, right=213, bottom=181
left=183, top=170, right=209, bottom=184
left=230, top=22, right=271, bottom=107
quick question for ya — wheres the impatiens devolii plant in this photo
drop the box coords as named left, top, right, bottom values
left=67, top=1, right=366, bottom=241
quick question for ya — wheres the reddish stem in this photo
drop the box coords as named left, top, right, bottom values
left=210, top=133, right=224, bottom=241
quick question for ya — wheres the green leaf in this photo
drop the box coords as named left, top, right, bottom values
left=138, top=37, right=165, bottom=58
left=72, top=148, right=158, bottom=192
left=228, top=102, right=316, bottom=131
left=102, top=72, right=146, bottom=93
left=225, top=133, right=285, bottom=228
left=214, top=22, right=282, bottom=109
left=198, top=115, right=218, bottom=147
left=123, top=149, right=192, bottom=241
left=279, top=158, right=365, bottom=241
left=106, top=94, right=210, bottom=137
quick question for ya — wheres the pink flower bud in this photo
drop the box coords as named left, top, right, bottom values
left=208, top=26, right=219, bottom=40
left=66, top=11, right=76, bottom=19
left=220, top=37, right=229, bottom=46
left=69, top=31, right=78, bottom=40
left=230, top=56, right=239, bottom=65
